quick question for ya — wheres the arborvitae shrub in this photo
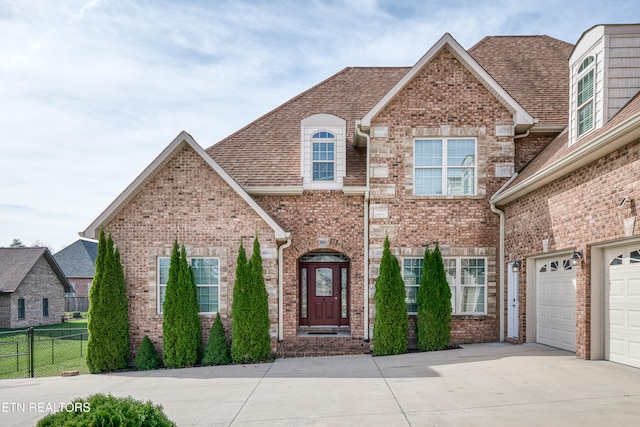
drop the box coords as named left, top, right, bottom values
left=417, top=244, right=452, bottom=351
left=36, top=394, right=176, bottom=427
left=202, top=312, right=231, bottom=365
left=86, top=230, right=129, bottom=373
left=373, top=236, right=409, bottom=356
left=162, top=241, right=202, bottom=368
left=134, top=335, right=160, bottom=371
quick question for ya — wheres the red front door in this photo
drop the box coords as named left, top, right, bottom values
left=299, top=262, right=348, bottom=327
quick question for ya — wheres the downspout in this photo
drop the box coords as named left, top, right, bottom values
left=490, top=172, right=519, bottom=343
left=356, top=122, right=371, bottom=342
left=278, top=234, right=292, bottom=342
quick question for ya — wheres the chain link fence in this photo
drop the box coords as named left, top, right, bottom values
left=0, top=327, right=89, bottom=379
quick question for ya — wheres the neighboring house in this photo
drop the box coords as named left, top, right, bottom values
left=54, top=239, right=98, bottom=298
left=81, top=24, right=640, bottom=368
left=491, top=24, right=640, bottom=368
left=0, top=247, right=72, bottom=328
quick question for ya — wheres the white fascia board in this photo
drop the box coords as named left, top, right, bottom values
left=361, top=33, right=534, bottom=129
left=81, top=131, right=289, bottom=241
left=492, top=113, right=640, bottom=205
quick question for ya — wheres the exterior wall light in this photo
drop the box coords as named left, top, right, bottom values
left=512, top=260, right=522, bottom=272
left=572, top=250, right=583, bottom=266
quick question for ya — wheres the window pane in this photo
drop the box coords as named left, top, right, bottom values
left=415, top=168, right=442, bottom=195
left=301, top=268, right=308, bottom=318
left=315, top=268, right=333, bottom=296
left=403, top=258, right=422, bottom=313
left=159, top=285, right=166, bottom=311
left=197, top=286, right=218, bottom=313
left=447, top=168, right=475, bottom=195
left=578, top=102, right=593, bottom=135
left=191, top=258, right=219, bottom=285
left=159, top=258, right=170, bottom=285
left=461, top=286, right=484, bottom=313
left=447, top=139, right=475, bottom=167
left=415, top=140, right=442, bottom=167
left=313, top=162, right=334, bottom=181
left=577, top=70, right=594, bottom=105
left=313, top=142, right=334, bottom=161
left=405, top=286, right=418, bottom=313
left=461, top=259, right=485, bottom=285
left=341, top=268, right=348, bottom=318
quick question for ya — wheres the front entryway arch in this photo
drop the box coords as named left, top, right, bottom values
left=299, top=252, right=349, bottom=327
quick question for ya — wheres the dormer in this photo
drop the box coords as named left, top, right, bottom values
left=569, top=24, right=640, bottom=145
left=300, top=113, right=346, bottom=190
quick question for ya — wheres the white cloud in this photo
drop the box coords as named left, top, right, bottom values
left=0, top=0, right=637, bottom=250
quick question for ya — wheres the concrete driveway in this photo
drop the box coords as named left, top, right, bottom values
left=1, top=343, right=640, bottom=426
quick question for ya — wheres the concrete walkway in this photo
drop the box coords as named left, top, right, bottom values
left=2, top=343, right=640, bottom=426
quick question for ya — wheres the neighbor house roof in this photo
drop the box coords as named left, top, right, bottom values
left=81, top=131, right=290, bottom=241
left=469, top=35, right=574, bottom=127
left=53, top=239, right=98, bottom=278
left=492, top=93, right=640, bottom=205
left=0, top=247, right=72, bottom=293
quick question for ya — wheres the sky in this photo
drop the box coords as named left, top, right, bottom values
left=1, top=0, right=638, bottom=252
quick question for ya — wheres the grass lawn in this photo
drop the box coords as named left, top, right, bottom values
left=0, top=321, right=89, bottom=379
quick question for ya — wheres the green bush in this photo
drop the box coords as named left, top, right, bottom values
left=231, top=237, right=272, bottom=363
left=373, top=236, right=409, bottom=356
left=87, top=230, right=130, bottom=373
left=417, top=244, right=452, bottom=351
left=37, top=394, right=176, bottom=427
left=202, top=312, right=231, bottom=365
left=134, top=335, right=161, bottom=371
left=162, top=241, right=202, bottom=368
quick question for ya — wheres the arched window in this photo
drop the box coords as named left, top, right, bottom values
left=312, top=131, right=335, bottom=181
left=577, top=55, right=595, bottom=137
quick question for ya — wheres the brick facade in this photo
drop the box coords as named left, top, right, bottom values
left=500, top=138, right=640, bottom=359
left=367, top=48, right=516, bottom=344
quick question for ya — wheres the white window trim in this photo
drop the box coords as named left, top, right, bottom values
left=576, top=56, right=595, bottom=138
left=402, top=256, right=488, bottom=315
left=157, top=256, right=220, bottom=315
left=301, top=114, right=346, bottom=190
left=413, top=138, right=477, bottom=196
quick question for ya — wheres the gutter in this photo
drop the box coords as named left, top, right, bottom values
left=356, top=121, right=371, bottom=342
left=490, top=172, right=519, bottom=343
left=277, top=234, right=292, bottom=342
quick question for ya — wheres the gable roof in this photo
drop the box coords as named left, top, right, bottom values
left=361, top=33, right=536, bottom=133
left=0, top=247, right=72, bottom=293
left=207, top=67, right=410, bottom=188
left=469, top=35, right=574, bottom=127
left=492, top=92, right=640, bottom=205
left=82, top=131, right=289, bottom=241
left=53, top=239, right=98, bottom=278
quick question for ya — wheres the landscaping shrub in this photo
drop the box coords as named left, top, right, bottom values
left=134, top=335, right=161, bottom=371
left=36, top=394, right=176, bottom=426
left=202, top=312, right=231, bottom=365
left=373, top=236, right=409, bottom=356
left=417, top=244, right=452, bottom=351
left=162, top=241, right=202, bottom=368
left=87, top=230, right=130, bottom=373
left=231, top=237, right=271, bottom=363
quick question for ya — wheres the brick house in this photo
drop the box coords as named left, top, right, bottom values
left=54, top=239, right=98, bottom=312
left=0, top=247, right=72, bottom=328
left=82, top=24, right=640, bottom=367
left=492, top=24, right=640, bottom=369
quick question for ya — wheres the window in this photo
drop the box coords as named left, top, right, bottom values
left=158, top=257, right=220, bottom=314
left=577, top=56, right=595, bottom=137
left=42, top=298, right=49, bottom=317
left=18, top=298, right=25, bottom=319
left=312, top=131, right=335, bottom=181
left=414, top=138, right=476, bottom=195
left=403, top=257, right=487, bottom=315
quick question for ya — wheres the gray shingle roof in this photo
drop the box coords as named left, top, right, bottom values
left=0, top=247, right=72, bottom=293
left=53, top=239, right=98, bottom=278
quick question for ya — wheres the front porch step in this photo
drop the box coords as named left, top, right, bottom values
left=296, top=326, right=351, bottom=336
left=276, top=335, right=371, bottom=358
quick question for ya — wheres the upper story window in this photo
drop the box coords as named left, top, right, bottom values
left=312, top=132, right=335, bottom=181
left=158, top=257, right=220, bottom=314
left=301, top=114, right=346, bottom=190
left=577, top=56, right=595, bottom=137
left=414, top=138, right=476, bottom=196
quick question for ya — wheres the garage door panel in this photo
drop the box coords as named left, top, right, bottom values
left=536, top=256, right=576, bottom=352
left=605, top=245, right=640, bottom=368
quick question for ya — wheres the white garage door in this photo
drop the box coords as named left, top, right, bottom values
left=605, top=245, right=640, bottom=368
left=536, top=256, right=576, bottom=352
